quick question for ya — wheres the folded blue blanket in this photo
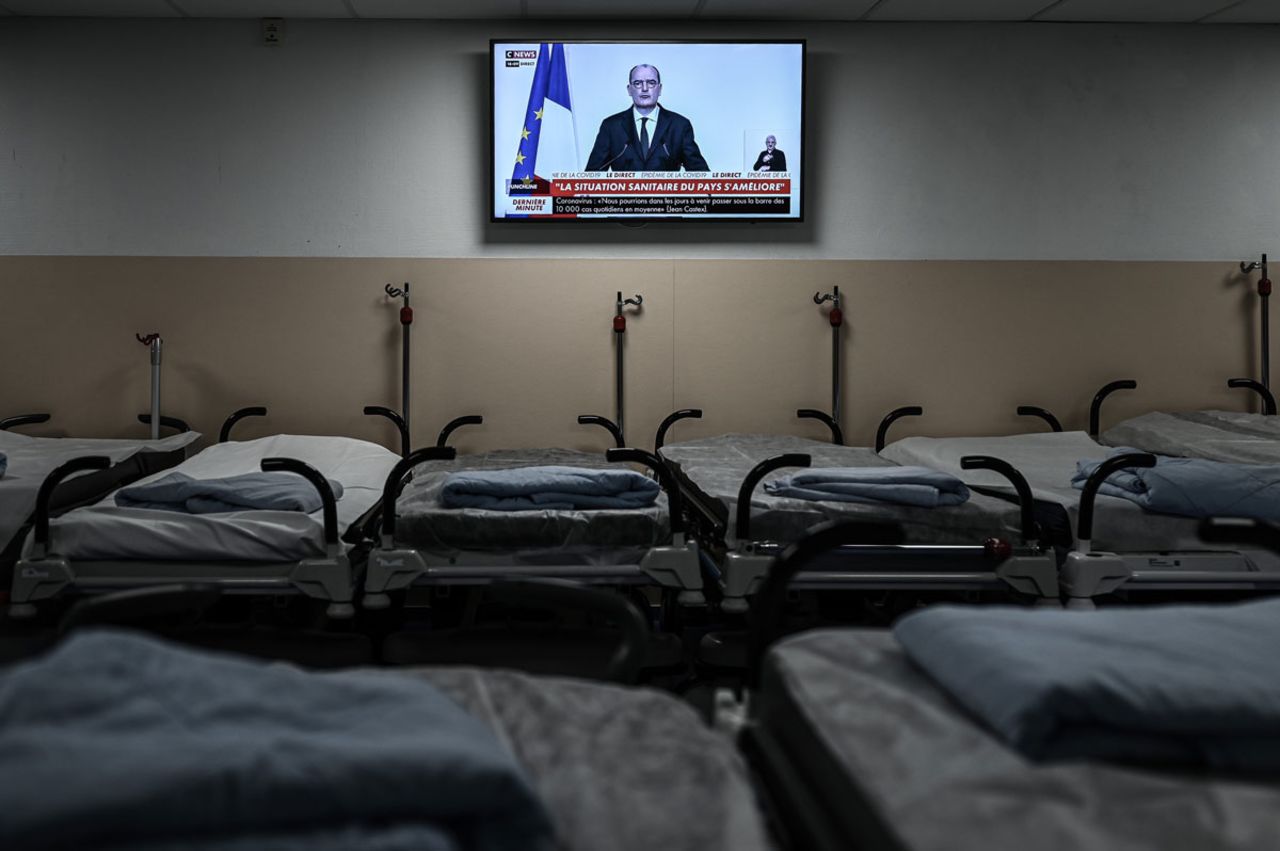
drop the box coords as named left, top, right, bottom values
left=0, top=452, right=5, bottom=478
left=0, top=631, right=554, bottom=851
left=763, top=466, right=969, bottom=508
left=115, top=471, right=344, bottom=514
left=441, top=465, right=660, bottom=511
left=1072, top=449, right=1280, bottom=521
left=894, top=599, right=1280, bottom=773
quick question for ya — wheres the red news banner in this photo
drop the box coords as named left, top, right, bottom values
left=545, top=174, right=792, bottom=216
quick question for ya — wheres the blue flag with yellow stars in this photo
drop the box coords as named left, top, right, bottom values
left=509, top=43, right=575, bottom=194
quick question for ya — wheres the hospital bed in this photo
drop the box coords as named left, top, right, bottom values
left=0, top=414, right=200, bottom=598
left=362, top=441, right=704, bottom=673
left=653, top=289, right=1072, bottom=615
left=5, top=581, right=778, bottom=851
left=880, top=420, right=1280, bottom=603
left=740, top=522, right=1280, bottom=851
left=656, top=414, right=1064, bottom=617
left=8, top=431, right=400, bottom=620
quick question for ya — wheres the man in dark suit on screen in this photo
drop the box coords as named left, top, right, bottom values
left=584, top=64, right=709, bottom=172
left=752, top=135, right=787, bottom=171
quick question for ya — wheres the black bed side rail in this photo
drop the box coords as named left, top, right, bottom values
left=959, top=456, right=1040, bottom=548
left=578, top=414, right=625, bottom=448
left=796, top=409, right=843, bottom=445
left=29, top=456, right=112, bottom=556
left=1015, top=406, right=1063, bottom=432
left=1089, top=379, right=1137, bottom=438
left=220, top=406, right=268, bottom=442
left=260, top=458, right=343, bottom=553
left=137, top=414, right=191, bottom=434
left=736, top=454, right=811, bottom=545
left=606, top=447, right=685, bottom=539
left=654, top=408, right=703, bottom=451
left=437, top=415, right=484, bottom=448
left=745, top=521, right=904, bottom=690
left=1227, top=378, right=1277, bottom=416
left=1074, top=452, right=1156, bottom=550
left=488, top=578, right=650, bottom=685
left=376, top=446, right=459, bottom=547
left=874, top=405, right=924, bottom=452
left=364, top=405, right=410, bottom=458
left=0, top=413, right=52, bottom=431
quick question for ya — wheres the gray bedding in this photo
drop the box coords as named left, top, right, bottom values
left=0, top=630, right=554, bottom=851
left=412, top=667, right=774, bottom=851
left=894, top=600, right=1280, bottom=771
left=660, top=434, right=1024, bottom=545
left=1103, top=410, right=1280, bottom=465
left=756, top=629, right=1280, bottom=851
left=396, top=449, right=669, bottom=555
left=1074, top=451, right=1280, bottom=523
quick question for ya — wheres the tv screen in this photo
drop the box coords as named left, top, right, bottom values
left=491, top=40, right=805, bottom=222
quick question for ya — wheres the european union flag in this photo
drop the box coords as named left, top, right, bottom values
left=510, top=43, right=576, bottom=193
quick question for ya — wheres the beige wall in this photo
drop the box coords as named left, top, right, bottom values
left=0, top=257, right=1265, bottom=453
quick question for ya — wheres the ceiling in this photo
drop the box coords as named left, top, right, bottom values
left=1, top=0, right=1279, bottom=23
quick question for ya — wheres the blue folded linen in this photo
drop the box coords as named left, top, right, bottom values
left=441, top=465, right=660, bottom=511
left=1072, top=448, right=1280, bottom=521
left=0, top=452, right=5, bottom=478
left=115, top=471, right=344, bottom=514
left=763, top=466, right=969, bottom=508
left=894, top=599, right=1280, bottom=773
left=0, top=630, right=554, bottom=851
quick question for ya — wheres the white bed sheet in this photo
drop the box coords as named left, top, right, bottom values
left=0, top=429, right=200, bottom=548
left=23, top=435, right=398, bottom=563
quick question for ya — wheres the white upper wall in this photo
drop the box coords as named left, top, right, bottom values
left=1, top=18, right=1276, bottom=260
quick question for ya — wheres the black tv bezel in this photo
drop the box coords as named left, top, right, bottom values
left=488, top=38, right=807, bottom=225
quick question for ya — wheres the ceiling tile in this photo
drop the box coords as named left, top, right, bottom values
left=2, top=0, right=180, bottom=15
left=868, top=0, right=1053, bottom=20
left=698, top=0, right=878, bottom=19
left=350, top=0, right=520, bottom=18
left=176, top=0, right=351, bottom=16
left=526, top=0, right=699, bottom=17
left=1200, top=0, right=1280, bottom=23
left=1035, top=0, right=1239, bottom=22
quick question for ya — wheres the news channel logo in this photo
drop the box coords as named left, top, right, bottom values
left=505, top=49, right=537, bottom=68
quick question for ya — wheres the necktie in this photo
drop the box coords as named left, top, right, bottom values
left=640, top=117, right=650, bottom=159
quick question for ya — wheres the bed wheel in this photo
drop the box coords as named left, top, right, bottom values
left=326, top=602, right=356, bottom=620
left=362, top=593, right=391, bottom=611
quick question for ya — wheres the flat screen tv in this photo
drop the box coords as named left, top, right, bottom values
left=491, top=40, right=805, bottom=223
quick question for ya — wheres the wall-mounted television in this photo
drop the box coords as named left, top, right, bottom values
left=491, top=40, right=805, bottom=223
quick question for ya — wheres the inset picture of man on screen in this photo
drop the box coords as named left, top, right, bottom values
left=585, top=63, right=710, bottom=172
left=751, top=134, right=788, bottom=172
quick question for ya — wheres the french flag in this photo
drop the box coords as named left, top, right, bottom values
left=509, top=43, right=578, bottom=195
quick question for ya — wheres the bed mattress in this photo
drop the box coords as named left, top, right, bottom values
left=25, top=435, right=398, bottom=562
left=753, top=628, right=1280, bottom=851
left=1103, top=410, right=1280, bottom=465
left=660, top=434, right=1030, bottom=546
left=409, top=666, right=774, bottom=851
left=394, top=448, right=669, bottom=560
